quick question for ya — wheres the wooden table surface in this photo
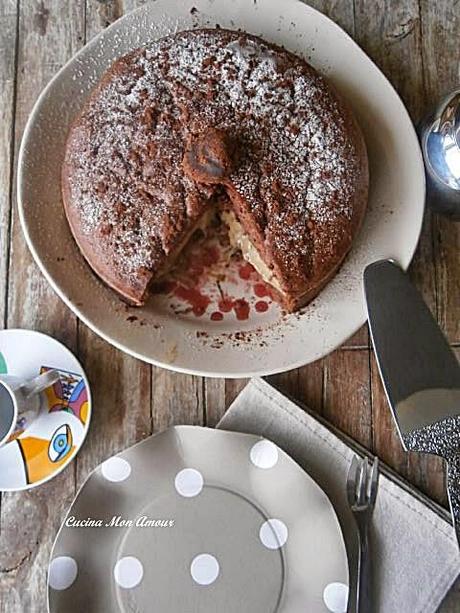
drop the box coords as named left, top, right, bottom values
left=0, top=1, right=458, bottom=611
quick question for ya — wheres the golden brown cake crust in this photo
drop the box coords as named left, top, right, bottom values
left=62, top=28, right=368, bottom=309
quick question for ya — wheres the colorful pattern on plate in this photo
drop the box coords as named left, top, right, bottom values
left=42, top=367, right=89, bottom=425
left=2, top=366, right=88, bottom=487
left=0, top=351, right=7, bottom=374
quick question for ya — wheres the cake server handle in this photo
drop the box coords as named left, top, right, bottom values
left=403, top=415, right=460, bottom=546
left=446, top=455, right=460, bottom=544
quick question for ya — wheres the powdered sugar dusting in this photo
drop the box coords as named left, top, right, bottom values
left=64, top=29, right=366, bottom=302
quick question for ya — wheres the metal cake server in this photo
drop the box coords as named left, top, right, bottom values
left=364, top=259, right=460, bottom=544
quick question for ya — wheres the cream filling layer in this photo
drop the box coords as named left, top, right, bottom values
left=220, top=210, right=284, bottom=294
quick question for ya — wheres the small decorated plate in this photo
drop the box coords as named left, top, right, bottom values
left=49, top=427, right=348, bottom=613
left=0, top=329, right=91, bottom=491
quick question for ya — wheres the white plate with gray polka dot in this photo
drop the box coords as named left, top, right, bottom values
left=48, top=426, right=349, bottom=612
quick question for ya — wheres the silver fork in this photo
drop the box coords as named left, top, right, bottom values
left=346, top=456, right=380, bottom=613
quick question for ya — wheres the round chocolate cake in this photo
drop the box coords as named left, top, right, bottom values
left=62, top=28, right=368, bottom=311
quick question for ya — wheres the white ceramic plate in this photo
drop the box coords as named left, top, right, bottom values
left=18, top=0, right=425, bottom=377
left=48, top=426, right=349, bottom=613
left=0, top=329, right=90, bottom=491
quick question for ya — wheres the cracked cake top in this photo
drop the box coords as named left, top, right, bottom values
left=62, top=28, right=368, bottom=309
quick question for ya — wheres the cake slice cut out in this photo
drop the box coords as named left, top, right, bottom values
left=62, top=29, right=368, bottom=313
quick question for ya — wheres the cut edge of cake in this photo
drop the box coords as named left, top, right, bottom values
left=61, top=28, right=369, bottom=314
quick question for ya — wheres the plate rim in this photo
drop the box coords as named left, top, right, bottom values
left=0, top=328, right=92, bottom=492
left=17, top=0, right=426, bottom=379
left=47, top=424, right=349, bottom=612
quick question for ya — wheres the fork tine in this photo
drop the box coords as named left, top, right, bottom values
left=368, top=457, right=380, bottom=507
left=347, top=456, right=360, bottom=505
left=356, top=457, right=368, bottom=506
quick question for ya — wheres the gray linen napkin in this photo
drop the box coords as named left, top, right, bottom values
left=217, top=378, right=460, bottom=613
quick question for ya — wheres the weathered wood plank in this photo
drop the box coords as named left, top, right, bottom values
left=351, top=0, right=448, bottom=506
left=151, top=368, right=205, bottom=430
left=342, top=326, right=369, bottom=349
left=433, top=219, right=460, bottom=344
left=86, top=0, right=123, bottom=32
left=0, top=2, right=459, bottom=611
left=419, top=0, right=460, bottom=344
left=304, top=0, right=355, bottom=36
left=204, top=377, right=227, bottom=427
left=76, top=0, right=153, bottom=486
left=225, top=378, right=248, bottom=407
left=75, top=330, right=152, bottom=486
left=85, top=0, right=126, bottom=39
left=7, top=0, right=83, bottom=343
left=268, top=358, right=324, bottom=415
left=323, top=348, right=373, bottom=447
left=440, top=577, right=460, bottom=613
left=0, top=0, right=18, bottom=587
left=0, top=2, right=85, bottom=611
left=0, top=0, right=17, bottom=328
left=0, top=472, right=79, bottom=612
left=353, top=0, right=437, bottom=311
